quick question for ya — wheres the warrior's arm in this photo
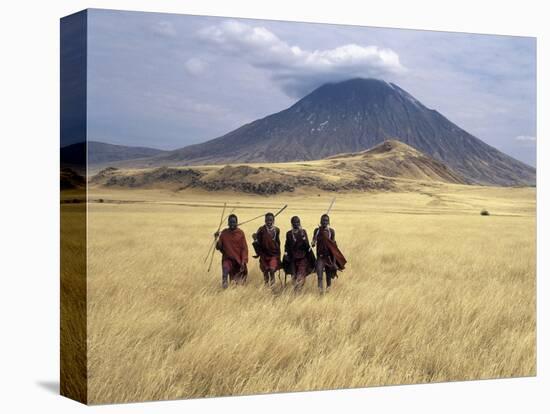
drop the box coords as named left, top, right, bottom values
left=331, top=228, right=337, bottom=246
left=275, top=228, right=281, bottom=249
left=215, top=233, right=223, bottom=251
left=312, top=228, right=319, bottom=247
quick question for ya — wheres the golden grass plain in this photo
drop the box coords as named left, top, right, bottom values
left=60, top=191, right=87, bottom=403
left=84, top=183, right=535, bottom=404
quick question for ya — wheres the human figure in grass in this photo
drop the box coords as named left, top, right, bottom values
left=252, top=213, right=281, bottom=286
left=215, top=214, right=248, bottom=289
left=312, top=214, right=347, bottom=293
left=283, top=216, right=316, bottom=292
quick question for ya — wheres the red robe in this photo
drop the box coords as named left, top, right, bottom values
left=216, top=228, right=248, bottom=278
left=314, top=227, right=347, bottom=271
left=284, top=228, right=315, bottom=277
left=255, top=225, right=281, bottom=272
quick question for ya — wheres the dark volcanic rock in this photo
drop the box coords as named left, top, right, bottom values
left=200, top=180, right=295, bottom=195
left=92, top=167, right=202, bottom=189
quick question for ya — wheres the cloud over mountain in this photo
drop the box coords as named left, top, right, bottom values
left=196, top=20, right=406, bottom=97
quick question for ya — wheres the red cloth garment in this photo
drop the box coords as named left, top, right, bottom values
left=293, top=257, right=309, bottom=277
left=256, top=225, right=281, bottom=272
left=315, top=227, right=347, bottom=271
left=260, top=256, right=280, bottom=272
left=216, top=228, right=248, bottom=278
left=222, top=258, right=247, bottom=282
left=284, top=228, right=315, bottom=277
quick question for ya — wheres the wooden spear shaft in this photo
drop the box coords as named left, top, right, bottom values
left=313, top=199, right=336, bottom=248
left=326, top=197, right=336, bottom=215
left=204, top=202, right=227, bottom=264
left=237, top=204, right=288, bottom=226
left=204, top=207, right=236, bottom=270
left=274, top=204, right=288, bottom=218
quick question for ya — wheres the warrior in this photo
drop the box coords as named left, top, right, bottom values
left=312, top=214, right=347, bottom=293
left=284, top=216, right=315, bottom=292
left=252, top=212, right=281, bottom=286
left=214, top=214, right=248, bottom=289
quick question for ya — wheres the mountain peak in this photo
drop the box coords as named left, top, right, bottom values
left=306, top=77, right=395, bottom=99
left=295, top=77, right=427, bottom=115
left=323, top=77, right=392, bottom=88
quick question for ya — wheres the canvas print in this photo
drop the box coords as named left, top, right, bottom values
left=60, top=8, right=536, bottom=405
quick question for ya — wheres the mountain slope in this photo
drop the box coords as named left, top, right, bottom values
left=91, top=140, right=467, bottom=194
left=137, top=78, right=534, bottom=186
left=330, top=139, right=467, bottom=184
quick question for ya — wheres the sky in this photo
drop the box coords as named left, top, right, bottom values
left=85, top=9, right=537, bottom=166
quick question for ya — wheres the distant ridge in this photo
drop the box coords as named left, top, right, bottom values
left=90, top=140, right=468, bottom=195
left=61, top=141, right=167, bottom=166
left=128, top=78, right=535, bottom=186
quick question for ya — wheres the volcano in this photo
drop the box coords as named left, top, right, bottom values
left=128, top=78, right=535, bottom=186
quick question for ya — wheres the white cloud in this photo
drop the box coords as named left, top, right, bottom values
left=196, top=20, right=406, bottom=97
left=515, top=135, right=536, bottom=142
left=184, top=57, right=207, bottom=76
left=151, top=21, right=177, bottom=37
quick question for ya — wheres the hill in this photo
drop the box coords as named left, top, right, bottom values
left=90, top=140, right=468, bottom=195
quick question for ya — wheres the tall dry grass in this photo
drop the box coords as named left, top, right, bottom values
left=60, top=200, right=87, bottom=403
left=85, top=185, right=536, bottom=404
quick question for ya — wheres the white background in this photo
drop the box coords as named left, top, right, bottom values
left=0, top=0, right=547, bottom=412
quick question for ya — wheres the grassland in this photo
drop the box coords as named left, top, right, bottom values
left=85, top=183, right=536, bottom=404
left=60, top=190, right=87, bottom=403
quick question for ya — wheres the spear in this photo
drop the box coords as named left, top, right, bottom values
left=207, top=205, right=235, bottom=272
left=204, top=206, right=238, bottom=265
left=238, top=204, right=288, bottom=226
left=204, top=207, right=235, bottom=263
left=204, top=202, right=227, bottom=264
left=313, top=198, right=336, bottom=248
left=274, top=204, right=288, bottom=218
left=207, top=205, right=244, bottom=272
left=326, top=197, right=336, bottom=216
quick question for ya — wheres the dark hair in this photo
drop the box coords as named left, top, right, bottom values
left=228, top=214, right=238, bottom=222
left=321, top=214, right=330, bottom=221
left=265, top=212, right=275, bottom=219
left=291, top=215, right=300, bottom=223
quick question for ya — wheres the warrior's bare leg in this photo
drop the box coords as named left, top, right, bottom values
left=263, top=272, right=270, bottom=285
left=316, top=258, right=325, bottom=292
left=221, top=268, right=229, bottom=289
left=269, top=270, right=276, bottom=286
left=325, top=270, right=333, bottom=290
